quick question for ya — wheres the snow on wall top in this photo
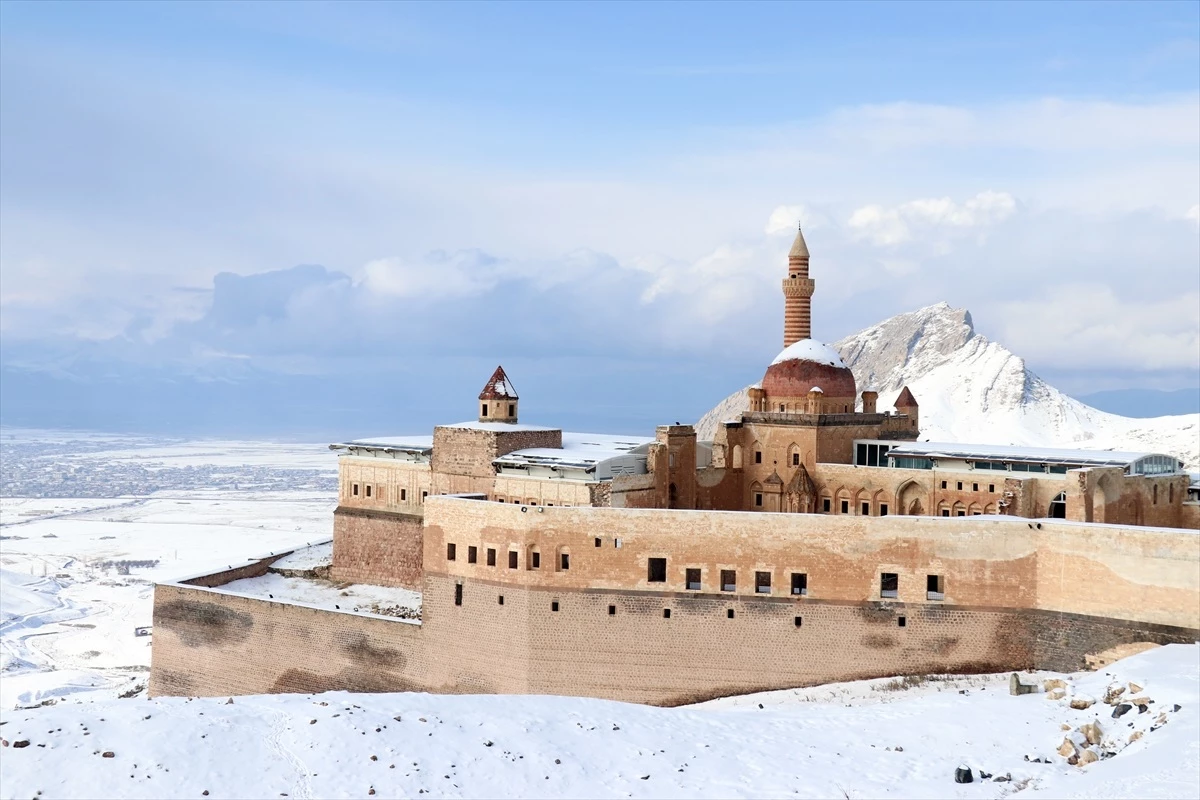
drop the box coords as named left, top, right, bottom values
left=888, top=441, right=1176, bottom=468
left=494, top=432, right=654, bottom=470
left=441, top=421, right=558, bottom=432
left=337, top=435, right=434, bottom=451
left=769, top=339, right=848, bottom=368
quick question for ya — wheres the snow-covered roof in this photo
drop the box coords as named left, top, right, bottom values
left=329, top=436, right=433, bottom=454
left=441, top=421, right=559, bottom=432
left=770, top=339, right=847, bottom=368
left=888, top=441, right=1179, bottom=469
left=494, top=432, right=654, bottom=471
left=478, top=366, right=518, bottom=400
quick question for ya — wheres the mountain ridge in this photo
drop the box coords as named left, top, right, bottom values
left=697, top=302, right=1200, bottom=470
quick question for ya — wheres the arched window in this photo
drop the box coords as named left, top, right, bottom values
left=527, top=545, right=541, bottom=570
left=750, top=481, right=764, bottom=508
left=668, top=483, right=678, bottom=509
left=731, top=444, right=744, bottom=469
left=1048, top=491, right=1066, bottom=519
left=1152, top=484, right=1159, bottom=505
left=556, top=545, right=571, bottom=571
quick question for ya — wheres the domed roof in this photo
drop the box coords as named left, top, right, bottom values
left=763, top=339, right=856, bottom=400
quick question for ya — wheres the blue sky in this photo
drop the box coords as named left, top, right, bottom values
left=1, top=1, right=1198, bottom=436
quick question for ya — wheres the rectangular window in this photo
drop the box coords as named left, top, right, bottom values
left=989, top=484, right=995, bottom=493
left=879, top=504, right=888, bottom=517
left=498, top=595, right=504, bottom=605
left=454, top=583, right=462, bottom=606
left=508, top=404, right=515, bottom=416
left=755, top=571, right=771, bottom=594
left=940, top=481, right=947, bottom=489
left=856, top=443, right=868, bottom=465
left=822, top=498, right=831, bottom=513
left=686, top=568, right=702, bottom=591
left=608, top=604, right=616, bottom=616
left=647, top=557, right=667, bottom=583
left=792, top=452, right=799, bottom=466
left=927, top=574, right=945, bottom=600
left=365, top=485, right=372, bottom=498
left=551, top=601, right=559, bottom=612
left=791, top=572, right=808, bottom=596
left=447, top=543, right=456, bottom=561
left=663, top=608, right=671, bottom=619
left=481, top=403, right=488, bottom=417
left=721, top=569, right=736, bottom=592
left=400, top=488, right=407, bottom=501
left=532, top=551, right=541, bottom=569
left=754, top=493, right=763, bottom=507
left=860, top=502, right=869, bottom=516
left=486, top=548, right=496, bottom=567
left=956, top=481, right=963, bottom=491
left=560, top=553, right=570, bottom=570
left=972, top=483, right=979, bottom=492
left=421, top=491, right=428, bottom=503
left=508, top=551, right=518, bottom=569
left=353, top=483, right=359, bottom=496
left=467, top=546, right=477, bottom=564
left=956, top=510, right=965, bottom=517
left=594, top=538, right=601, bottom=548
left=941, top=508, right=950, bottom=517
left=727, top=608, right=735, bottom=619
left=794, top=616, right=803, bottom=627
left=880, top=572, right=899, bottom=599
left=840, top=500, right=849, bottom=514
left=897, top=616, right=907, bottom=628
left=754, top=451, right=762, bottom=464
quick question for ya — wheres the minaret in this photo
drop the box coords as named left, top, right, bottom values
left=782, top=222, right=814, bottom=347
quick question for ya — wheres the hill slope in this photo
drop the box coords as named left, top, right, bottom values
left=697, top=303, right=1199, bottom=470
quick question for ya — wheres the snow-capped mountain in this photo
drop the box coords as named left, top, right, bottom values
left=697, top=302, right=1200, bottom=470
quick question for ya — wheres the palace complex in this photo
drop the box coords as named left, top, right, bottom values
left=150, top=223, right=1200, bottom=705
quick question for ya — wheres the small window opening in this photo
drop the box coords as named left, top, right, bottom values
left=941, top=509, right=950, bottom=517
left=447, top=543, right=456, bottom=561
left=956, top=481, right=963, bottom=491
left=860, top=502, right=869, bottom=516
left=927, top=574, right=945, bottom=600
left=989, top=484, right=995, bottom=493
left=421, top=490, right=428, bottom=502
left=972, top=483, right=979, bottom=492
left=840, top=500, right=849, bottom=514
left=608, top=605, right=616, bottom=616
left=551, top=601, right=559, bottom=612
left=822, top=498, right=831, bottom=513
left=940, top=481, right=947, bottom=489
left=727, top=608, right=735, bottom=619
left=1153, top=484, right=1159, bottom=504
left=956, top=510, right=965, bottom=517
left=365, top=485, right=372, bottom=497
left=794, top=616, right=803, bottom=627
left=614, top=538, right=622, bottom=548
left=467, top=545, right=477, bottom=564
left=498, top=595, right=504, bottom=605
left=792, top=453, right=800, bottom=466
left=755, top=451, right=762, bottom=464
left=686, top=568, right=702, bottom=591
left=560, top=552, right=570, bottom=570
left=755, top=571, right=771, bottom=594
left=663, top=608, right=671, bottom=619
left=754, top=493, right=763, bottom=507
left=508, top=403, right=515, bottom=416
left=454, top=583, right=462, bottom=606
left=352, top=483, right=359, bottom=496
left=531, top=551, right=541, bottom=569
left=508, top=551, right=518, bottom=570
left=647, top=557, right=667, bottom=583
left=880, top=572, right=899, bottom=599
left=400, top=488, right=407, bottom=501
left=791, top=572, right=808, bottom=596
left=481, top=403, right=488, bottom=417
left=721, top=569, right=736, bottom=592
left=898, top=616, right=907, bottom=628
left=594, top=537, right=601, bottom=548
left=879, top=503, right=889, bottom=517
left=486, top=548, right=496, bottom=567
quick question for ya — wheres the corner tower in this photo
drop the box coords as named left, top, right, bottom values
left=478, top=365, right=518, bottom=423
left=782, top=222, right=814, bottom=348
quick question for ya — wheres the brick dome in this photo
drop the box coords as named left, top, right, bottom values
left=762, top=339, right=856, bottom=400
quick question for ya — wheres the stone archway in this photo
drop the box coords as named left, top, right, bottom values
left=896, top=479, right=924, bottom=517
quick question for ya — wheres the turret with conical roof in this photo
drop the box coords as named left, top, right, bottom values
left=782, top=221, right=815, bottom=347
left=478, top=365, right=519, bottom=423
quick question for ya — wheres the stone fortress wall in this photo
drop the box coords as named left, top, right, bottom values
left=151, top=496, right=1200, bottom=704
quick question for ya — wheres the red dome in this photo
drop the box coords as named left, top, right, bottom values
left=762, top=358, right=856, bottom=399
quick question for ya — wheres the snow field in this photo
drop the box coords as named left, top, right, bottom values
left=0, top=644, right=1196, bottom=800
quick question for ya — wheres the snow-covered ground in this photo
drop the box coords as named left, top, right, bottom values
left=1, top=644, right=1197, bottom=799
left=218, top=571, right=421, bottom=621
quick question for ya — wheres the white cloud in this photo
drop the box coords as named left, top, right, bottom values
left=764, top=205, right=831, bottom=236
left=1187, top=204, right=1200, bottom=226
left=847, top=191, right=1017, bottom=246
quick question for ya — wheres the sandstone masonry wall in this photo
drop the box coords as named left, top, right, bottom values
left=332, top=506, right=424, bottom=590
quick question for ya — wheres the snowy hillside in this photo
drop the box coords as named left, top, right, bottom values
left=2, top=642, right=1197, bottom=799
left=697, top=303, right=1200, bottom=470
